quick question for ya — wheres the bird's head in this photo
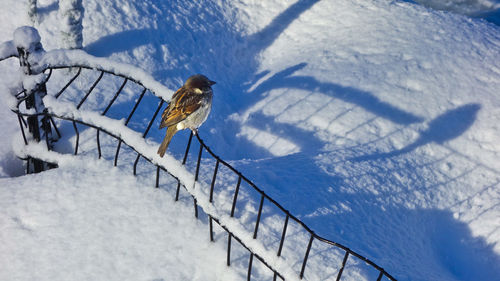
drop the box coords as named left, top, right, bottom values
left=185, top=74, right=216, bottom=90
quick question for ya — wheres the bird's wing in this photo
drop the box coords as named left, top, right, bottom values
left=159, top=87, right=204, bottom=128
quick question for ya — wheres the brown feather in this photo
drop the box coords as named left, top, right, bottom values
left=159, top=87, right=203, bottom=128
left=157, top=126, right=178, bottom=157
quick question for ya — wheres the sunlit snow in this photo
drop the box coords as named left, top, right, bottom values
left=1, top=0, right=499, bottom=281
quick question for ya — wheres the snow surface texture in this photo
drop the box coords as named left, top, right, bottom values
left=0, top=149, right=240, bottom=281
left=413, top=0, right=499, bottom=15
left=1, top=0, right=500, bottom=281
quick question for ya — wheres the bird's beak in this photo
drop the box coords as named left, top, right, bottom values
left=209, top=80, right=216, bottom=86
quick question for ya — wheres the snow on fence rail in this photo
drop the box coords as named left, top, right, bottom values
left=1, top=26, right=397, bottom=281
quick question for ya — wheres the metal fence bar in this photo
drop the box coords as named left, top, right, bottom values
left=77, top=70, right=104, bottom=109
left=19, top=113, right=28, bottom=127
left=231, top=176, right=242, bottom=217
left=247, top=253, right=254, bottom=281
left=209, top=160, right=219, bottom=203
left=336, top=251, right=350, bottom=281
left=17, top=115, right=28, bottom=145
left=25, top=157, right=31, bottom=174
left=124, top=87, right=147, bottom=126
left=227, top=233, right=232, bottom=266
left=43, top=68, right=53, bottom=85
left=277, top=214, right=289, bottom=257
left=300, top=234, right=314, bottom=279
left=183, top=131, right=193, bottom=165
left=377, top=271, right=384, bottom=281
left=194, top=143, right=203, bottom=183
left=96, top=129, right=102, bottom=159
left=175, top=180, right=181, bottom=201
left=191, top=140, right=203, bottom=219
left=44, top=115, right=51, bottom=150
left=72, top=121, right=79, bottom=155
left=133, top=154, right=141, bottom=176
left=15, top=89, right=27, bottom=99
left=155, top=165, right=160, bottom=188
left=49, top=116, right=61, bottom=139
left=102, top=78, right=128, bottom=115
left=209, top=216, right=214, bottom=242
left=142, top=99, right=164, bottom=138
left=55, top=67, right=82, bottom=98
left=339, top=244, right=393, bottom=280
left=131, top=99, right=164, bottom=176
left=253, top=195, right=265, bottom=239
left=114, top=140, right=122, bottom=166
left=193, top=198, right=199, bottom=218
left=210, top=213, right=285, bottom=281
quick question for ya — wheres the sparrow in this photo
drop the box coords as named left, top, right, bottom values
left=157, top=74, right=215, bottom=157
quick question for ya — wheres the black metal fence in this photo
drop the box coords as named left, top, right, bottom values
left=1, top=28, right=396, bottom=281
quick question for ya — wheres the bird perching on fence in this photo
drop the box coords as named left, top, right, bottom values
left=157, top=74, right=215, bottom=157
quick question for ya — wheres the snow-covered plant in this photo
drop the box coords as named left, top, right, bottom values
left=59, top=0, right=84, bottom=49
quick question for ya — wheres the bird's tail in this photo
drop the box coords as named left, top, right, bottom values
left=157, top=126, right=177, bottom=157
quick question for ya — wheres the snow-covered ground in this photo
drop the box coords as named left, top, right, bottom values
left=0, top=152, right=240, bottom=281
left=413, top=0, right=499, bottom=17
left=1, top=0, right=500, bottom=281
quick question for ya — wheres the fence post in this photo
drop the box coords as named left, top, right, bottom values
left=14, top=26, right=52, bottom=173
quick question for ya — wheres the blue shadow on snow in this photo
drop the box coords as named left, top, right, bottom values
left=351, top=103, right=481, bottom=161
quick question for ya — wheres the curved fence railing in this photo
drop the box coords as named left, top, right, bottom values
left=1, top=27, right=396, bottom=281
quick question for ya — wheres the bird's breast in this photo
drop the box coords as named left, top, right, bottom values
left=181, top=94, right=212, bottom=130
